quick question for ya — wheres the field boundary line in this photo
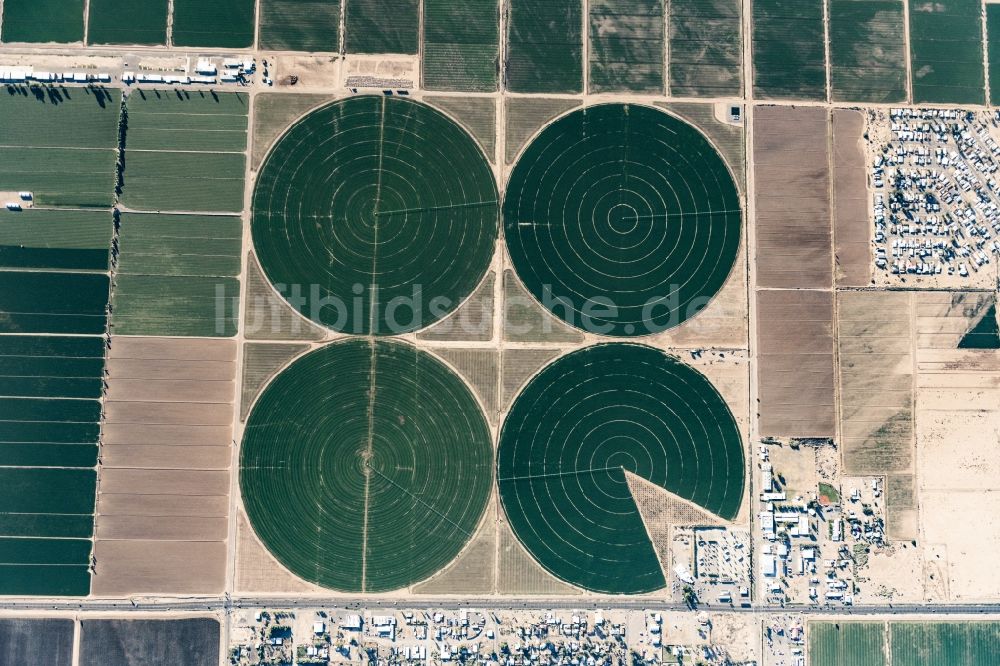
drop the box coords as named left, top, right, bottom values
left=365, top=463, right=474, bottom=538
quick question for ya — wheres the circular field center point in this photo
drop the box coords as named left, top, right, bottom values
left=504, top=104, right=742, bottom=337
left=240, top=339, right=493, bottom=592
left=252, top=96, right=498, bottom=336
left=498, top=343, right=745, bottom=594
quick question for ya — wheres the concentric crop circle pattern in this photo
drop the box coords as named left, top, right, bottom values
left=504, top=104, right=742, bottom=336
left=240, top=339, right=493, bottom=592
left=497, top=343, right=745, bottom=594
left=252, top=96, right=498, bottom=336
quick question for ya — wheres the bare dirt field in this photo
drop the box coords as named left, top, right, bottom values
left=234, top=512, right=324, bottom=594
left=753, top=106, right=832, bottom=289
left=92, top=337, right=236, bottom=596
left=836, top=291, right=914, bottom=491
left=831, top=109, right=872, bottom=287
left=756, top=289, right=836, bottom=436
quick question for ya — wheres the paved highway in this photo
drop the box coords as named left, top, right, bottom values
left=3, top=596, right=1000, bottom=617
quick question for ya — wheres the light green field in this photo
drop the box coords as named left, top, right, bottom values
left=112, top=213, right=241, bottom=337
left=121, top=92, right=247, bottom=213
left=423, top=0, right=499, bottom=91
left=891, top=622, right=1000, bottom=665
left=0, top=88, right=120, bottom=207
left=809, top=622, right=886, bottom=666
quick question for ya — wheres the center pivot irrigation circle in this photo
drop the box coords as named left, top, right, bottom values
left=504, top=104, right=742, bottom=337
left=252, top=96, right=499, bottom=336
left=497, top=343, right=745, bottom=594
left=240, top=339, right=493, bottom=593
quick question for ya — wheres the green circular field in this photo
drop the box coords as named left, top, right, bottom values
left=240, top=339, right=493, bottom=592
left=498, top=343, right=744, bottom=594
left=504, top=104, right=741, bottom=337
left=252, top=96, right=498, bottom=336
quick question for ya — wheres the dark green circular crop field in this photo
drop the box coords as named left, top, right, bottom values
left=497, top=343, right=744, bottom=594
left=504, top=104, right=741, bottom=337
left=252, top=96, right=498, bottom=336
left=240, top=339, right=493, bottom=592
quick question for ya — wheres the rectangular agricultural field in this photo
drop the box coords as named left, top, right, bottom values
left=345, top=0, right=418, bottom=54
left=757, top=289, right=837, bottom=437
left=0, top=619, right=74, bottom=666
left=829, top=0, right=907, bottom=102
left=260, top=0, right=341, bottom=51
left=121, top=150, right=245, bottom=213
left=126, top=92, right=249, bottom=152
left=891, top=622, right=1000, bottom=665
left=669, top=0, right=742, bottom=97
left=0, top=271, right=109, bottom=334
left=121, top=91, right=247, bottom=213
left=809, top=622, right=887, bottom=666
left=988, top=5, right=1000, bottom=106
left=832, top=109, right=873, bottom=286
left=0, top=335, right=106, bottom=401
left=112, top=214, right=241, bottom=337
left=909, top=0, right=985, bottom=104
left=0, top=0, right=85, bottom=43
left=0, top=209, right=111, bottom=271
left=753, top=106, right=832, bottom=289
left=423, top=0, right=499, bottom=91
left=588, top=0, right=664, bottom=94
left=507, top=0, right=584, bottom=93
left=0, top=467, right=96, bottom=595
left=172, top=0, right=256, bottom=48
left=0, top=87, right=119, bottom=207
left=87, top=0, right=169, bottom=45
left=752, top=0, right=826, bottom=99
left=80, top=619, right=221, bottom=666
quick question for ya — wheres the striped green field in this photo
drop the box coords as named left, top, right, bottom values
left=423, top=0, right=499, bottom=91
left=345, top=0, right=418, bottom=54
left=909, top=0, right=985, bottom=104
left=121, top=91, right=248, bottom=213
left=891, top=622, right=1000, bottom=665
left=669, top=0, right=742, bottom=97
left=829, top=0, right=907, bottom=103
left=0, top=0, right=85, bottom=43
left=112, top=213, right=241, bottom=337
left=0, top=462, right=96, bottom=595
left=507, top=0, right=583, bottom=93
left=172, top=0, right=256, bottom=48
left=0, top=88, right=120, bottom=207
left=809, top=622, right=886, bottom=666
left=589, top=0, right=664, bottom=94
left=752, top=0, right=826, bottom=99
left=260, top=0, right=341, bottom=52
left=87, top=0, right=169, bottom=45
left=0, top=209, right=112, bottom=271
